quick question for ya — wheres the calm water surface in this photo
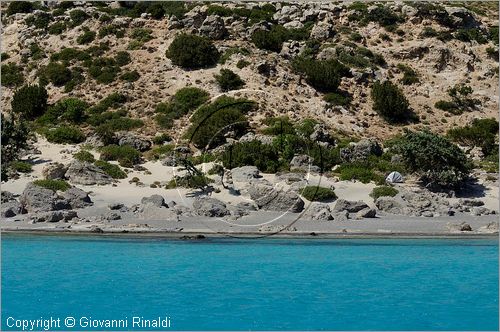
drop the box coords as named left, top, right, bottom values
left=1, top=234, right=498, bottom=330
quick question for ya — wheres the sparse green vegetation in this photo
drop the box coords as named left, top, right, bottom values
left=74, top=150, right=95, bottom=163
left=11, top=85, right=48, bottom=119
left=214, top=69, right=245, bottom=91
left=10, top=160, right=33, bottom=173
left=370, top=186, right=398, bottom=200
left=293, top=57, right=349, bottom=92
left=155, top=87, right=210, bottom=128
left=6, top=1, right=34, bottom=16
left=251, top=24, right=311, bottom=52
left=100, top=145, right=141, bottom=167
left=44, top=126, right=86, bottom=144
left=120, top=70, right=140, bottom=82
left=455, top=28, right=488, bottom=44
left=44, top=62, right=72, bottom=86
left=371, top=81, right=415, bottom=123
left=447, top=118, right=499, bottom=156
left=166, top=34, right=219, bottom=69
left=397, top=64, right=419, bottom=85
left=69, top=9, right=89, bottom=26
left=77, top=31, right=96, bottom=45
left=434, top=84, right=480, bottom=115
left=1, top=63, right=24, bottom=87
left=222, top=140, right=282, bottom=173
left=219, top=47, right=250, bottom=64
left=37, top=98, right=88, bottom=126
left=33, top=179, right=71, bottom=192
left=300, top=186, right=337, bottom=202
left=95, top=160, right=127, bottom=179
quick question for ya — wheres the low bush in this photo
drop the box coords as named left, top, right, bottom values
left=115, top=51, right=131, bottom=66
left=120, top=70, right=140, bottom=82
left=293, top=57, right=349, bottom=92
left=236, top=60, right=250, bottom=69
left=455, top=28, right=487, bottom=44
left=6, top=1, right=33, bottom=16
left=89, top=92, right=127, bottom=113
left=214, top=69, right=245, bottom=91
left=10, top=160, right=33, bottom=173
left=1, top=63, right=24, bottom=87
left=397, top=64, right=419, bottom=85
left=77, top=31, right=96, bottom=44
left=392, top=130, right=471, bottom=187
left=98, top=24, right=125, bottom=38
left=11, top=85, right=48, bottom=119
left=44, top=62, right=72, bottom=86
left=33, top=179, right=71, bottom=192
left=69, top=9, right=89, bottom=26
left=337, top=164, right=385, bottom=184
left=44, top=126, right=86, bottom=144
left=323, top=92, right=352, bottom=107
left=251, top=24, right=310, bottom=52
left=94, top=160, right=127, bottom=179
left=222, top=140, right=282, bottom=173
left=166, top=34, right=219, bottom=69
left=447, top=118, right=499, bottom=156
left=370, top=185, right=398, bottom=200
left=48, top=22, right=67, bottom=35
left=145, top=144, right=174, bottom=160
left=37, top=97, right=88, bottom=125
left=219, top=47, right=250, bottom=64
left=73, top=150, right=95, bottom=163
left=100, top=144, right=141, bottom=166
left=371, top=80, right=414, bottom=123
left=435, top=84, right=480, bottom=114
left=88, top=57, right=121, bottom=84
left=300, top=186, right=337, bottom=202
left=166, top=174, right=213, bottom=189
left=152, top=134, right=171, bottom=145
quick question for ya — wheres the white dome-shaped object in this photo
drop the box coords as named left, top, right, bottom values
left=386, top=171, right=404, bottom=183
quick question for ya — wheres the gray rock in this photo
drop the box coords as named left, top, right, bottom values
left=193, top=197, right=229, bottom=217
left=141, top=195, right=166, bottom=208
left=108, top=203, right=124, bottom=210
left=355, top=207, right=376, bottom=219
left=166, top=200, right=177, bottom=208
left=340, top=139, right=382, bottom=162
left=290, top=155, right=320, bottom=173
left=61, top=187, right=92, bottom=209
left=310, top=21, right=334, bottom=40
left=238, top=132, right=274, bottom=145
left=333, top=210, right=349, bottom=222
left=231, top=166, right=260, bottom=182
left=444, top=6, right=479, bottom=28
left=42, top=162, right=68, bottom=180
left=235, top=201, right=258, bottom=211
left=309, top=123, right=333, bottom=145
left=20, top=183, right=70, bottom=213
left=247, top=185, right=304, bottom=213
left=305, top=202, right=333, bottom=221
left=1, top=191, right=16, bottom=203
left=421, top=211, right=434, bottom=217
left=470, top=206, right=490, bottom=216
left=276, top=172, right=305, bottom=184
left=199, top=15, right=227, bottom=39
left=375, top=197, right=405, bottom=214
left=161, top=155, right=178, bottom=167
left=104, top=212, right=121, bottom=220
left=117, top=132, right=151, bottom=152
left=1, top=201, right=24, bottom=218
left=32, top=210, right=77, bottom=223
left=65, top=161, right=113, bottom=185
left=333, top=199, right=369, bottom=213
left=447, top=222, right=473, bottom=232
left=459, top=199, right=484, bottom=207
left=280, top=40, right=305, bottom=59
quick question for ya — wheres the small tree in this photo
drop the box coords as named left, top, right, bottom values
left=292, top=57, right=349, bottom=92
left=214, top=69, right=245, bottom=91
left=45, top=62, right=72, bottom=86
left=166, top=34, right=219, bottom=69
left=11, top=85, right=48, bottom=119
left=371, top=80, right=413, bottom=123
left=393, top=130, right=472, bottom=188
left=1, top=114, right=30, bottom=180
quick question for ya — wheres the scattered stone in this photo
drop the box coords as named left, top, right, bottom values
left=248, top=185, right=304, bottom=213
left=459, top=199, right=484, bottom=207
left=65, top=161, right=113, bottom=185
left=447, top=222, right=473, bottom=232
left=42, top=162, right=68, bottom=180
left=333, top=199, right=369, bottom=213
left=141, top=195, right=166, bottom=208
left=192, top=197, right=229, bottom=217
left=375, top=197, right=405, bottom=215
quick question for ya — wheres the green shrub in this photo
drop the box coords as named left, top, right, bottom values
left=87, top=110, right=143, bottom=131
left=435, top=100, right=458, bottom=113
left=6, top=1, right=33, bottom=15
left=74, top=150, right=95, bottom=163
left=89, top=92, right=127, bottom=113
left=152, top=134, right=171, bottom=145
left=300, top=186, right=337, bottom=202
left=371, top=80, right=414, bottom=123
left=10, top=160, right=32, bottom=173
left=88, top=57, right=120, bottom=84
left=166, top=174, right=213, bottom=189
left=166, top=34, right=219, bottom=69
left=397, top=64, right=419, bottom=85
left=186, top=96, right=254, bottom=148
left=155, top=87, right=210, bottom=127
left=44, top=126, right=86, bottom=144
left=365, top=6, right=401, bottom=27
left=435, top=84, right=480, bottom=114
left=350, top=32, right=363, bottom=42
left=324, top=92, right=351, bottom=106
left=115, top=51, right=131, bottom=66
left=261, top=116, right=296, bottom=136
left=44, top=62, right=72, bottom=86
left=77, top=31, right=96, bottom=44
left=1, top=114, right=30, bottom=177
left=337, top=164, right=385, bottom=184
left=370, top=185, right=398, bottom=200
left=447, top=118, right=499, bottom=156
left=144, top=144, right=174, bottom=160
left=11, top=85, right=48, bottom=119
left=100, top=144, right=141, bottom=166
left=94, top=160, right=127, bottom=179
left=33, top=179, right=71, bottom=192
left=455, top=28, right=487, bottom=44
left=219, top=47, right=250, bottom=64
left=236, top=60, right=250, bottom=69
left=214, top=69, right=245, bottom=91
left=293, top=57, right=349, bottom=92
left=98, top=24, right=125, bottom=38
left=251, top=24, right=310, bottom=52
left=120, top=70, right=140, bottom=82
left=392, top=130, right=472, bottom=187
left=38, top=98, right=88, bottom=125
left=1, top=63, right=24, bottom=87
left=48, top=22, right=67, bottom=35
left=69, top=9, right=88, bottom=26
left=489, top=26, right=499, bottom=45
left=486, top=46, right=498, bottom=60
left=420, top=27, right=438, bottom=38
left=222, top=140, right=282, bottom=173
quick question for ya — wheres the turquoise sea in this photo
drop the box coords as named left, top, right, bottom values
left=1, top=234, right=498, bottom=331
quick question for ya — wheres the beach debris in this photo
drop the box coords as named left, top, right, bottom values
left=42, top=162, right=68, bottom=180
left=193, top=197, right=229, bottom=217
left=65, top=160, right=113, bottom=185
left=386, top=171, right=404, bottom=184
left=247, top=184, right=305, bottom=213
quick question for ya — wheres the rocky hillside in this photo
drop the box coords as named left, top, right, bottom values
left=2, top=1, right=498, bottom=140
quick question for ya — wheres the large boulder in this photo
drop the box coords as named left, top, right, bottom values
left=141, top=195, right=166, bottom=208
left=116, top=132, right=151, bottom=152
left=1, top=200, right=24, bottom=218
left=304, top=202, right=333, bottom=221
left=333, top=199, right=369, bottom=213
left=199, top=15, right=227, bottom=39
left=375, top=197, right=405, bottom=214
left=31, top=210, right=77, bottom=223
left=193, top=197, right=229, bottom=217
left=65, top=161, right=113, bottom=185
left=310, top=21, right=334, bottom=40
left=61, top=187, right=92, bottom=209
left=42, top=162, right=68, bottom=180
left=309, top=124, right=334, bottom=146
left=290, top=155, right=320, bottom=173
left=444, top=6, right=479, bottom=28
left=340, top=139, right=383, bottom=162
left=247, top=185, right=305, bottom=213
left=20, top=183, right=70, bottom=213
left=355, top=207, right=377, bottom=219
left=231, top=166, right=260, bottom=182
